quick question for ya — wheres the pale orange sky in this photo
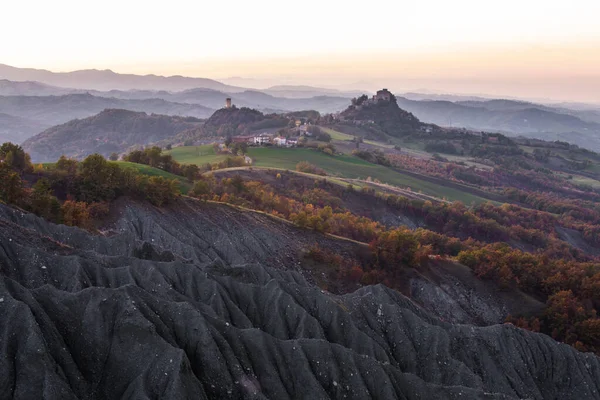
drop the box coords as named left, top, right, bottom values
left=2, top=0, right=599, bottom=102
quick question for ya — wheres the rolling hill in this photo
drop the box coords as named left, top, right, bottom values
left=22, top=109, right=203, bottom=162
left=171, top=106, right=291, bottom=143
left=0, top=93, right=214, bottom=143
left=336, top=93, right=425, bottom=139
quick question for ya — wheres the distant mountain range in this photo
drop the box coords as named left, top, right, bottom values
left=0, top=79, right=352, bottom=113
left=394, top=97, right=600, bottom=152
left=0, top=63, right=242, bottom=92
left=22, top=109, right=203, bottom=162
left=0, top=93, right=214, bottom=144
left=3, top=63, right=600, bottom=152
left=261, top=85, right=364, bottom=99
left=0, top=77, right=351, bottom=144
left=0, top=79, right=72, bottom=96
left=133, top=88, right=350, bottom=113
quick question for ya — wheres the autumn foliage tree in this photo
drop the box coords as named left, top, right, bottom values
left=61, top=200, right=92, bottom=229
left=370, top=228, right=419, bottom=270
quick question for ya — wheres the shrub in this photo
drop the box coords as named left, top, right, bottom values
left=296, top=161, right=327, bottom=176
left=352, top=149, right=391, bottom=166
left=317, top=143, right=336, bottom=155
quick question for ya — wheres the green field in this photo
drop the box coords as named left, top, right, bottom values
left=249, top=148, right=488, bottom=203
left=166, top=145, right=228, bottom=165
left=170, top=146, right=488, bottom=204
left=321, top=127, right=395, bottom=149
left=322, top=127, right=354, bottom=141
left=115, top=162, right=192, bottom=193
left=559, top=173, right=600, bottom=189
left=42, top=161, right=192, bottom=194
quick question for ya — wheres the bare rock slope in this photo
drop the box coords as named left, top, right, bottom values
left=0, top=199, right=599, bottom=399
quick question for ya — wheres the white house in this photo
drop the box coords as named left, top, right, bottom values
left=253, top=133, right=272, bottom=145
left=273, top=137, right=287, bottom=146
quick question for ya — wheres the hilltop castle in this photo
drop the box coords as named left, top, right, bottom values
left=352, top=88, right=394, bottom=109
left=373, top=88, right=392, bottom=102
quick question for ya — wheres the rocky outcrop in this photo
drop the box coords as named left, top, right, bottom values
left=0, top=199, right=599, bottom=399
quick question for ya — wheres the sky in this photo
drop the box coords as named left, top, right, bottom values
left=2, top=0, right=600, bottom=102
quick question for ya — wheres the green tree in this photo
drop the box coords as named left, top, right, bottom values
left=181, top=164, right=200, bottom=181
left=79, top=154, right=122, bottom=201
left=142, top=176, right=179, bottom=206
left=371, top=228, right=419, bottom=269
left=0, top=142, right=33, bottom=172
left=29, top=178, right=61, bottom=222
left=229, top=175, right=246, bottom=193
left=145, top=147, right=163, bottom=167
left=0, top=163, right=24, bottom=204
left=56, top=155, right=79, bottom=175
left=191, top=180, right=211, bottom=197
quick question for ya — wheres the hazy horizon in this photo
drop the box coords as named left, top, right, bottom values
left=2, top=0, right=599, bottom=103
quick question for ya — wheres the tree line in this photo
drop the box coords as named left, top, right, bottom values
left=0, top=143, right=180, bottom=229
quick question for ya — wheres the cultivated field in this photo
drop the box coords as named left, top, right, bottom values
left=170, top=146, right=490, bottom=204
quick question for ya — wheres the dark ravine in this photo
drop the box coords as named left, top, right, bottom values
left=0, top=199, right=599, bottom=399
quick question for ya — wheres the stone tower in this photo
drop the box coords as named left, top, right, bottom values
left=226, top=98, right=232, bottom=108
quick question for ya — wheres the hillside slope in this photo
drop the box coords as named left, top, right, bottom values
left=338, top=94, right=423, bottom=138
left=22, top=109, right=203, bottom=161
left=0, top=199, right=599, bottom=399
